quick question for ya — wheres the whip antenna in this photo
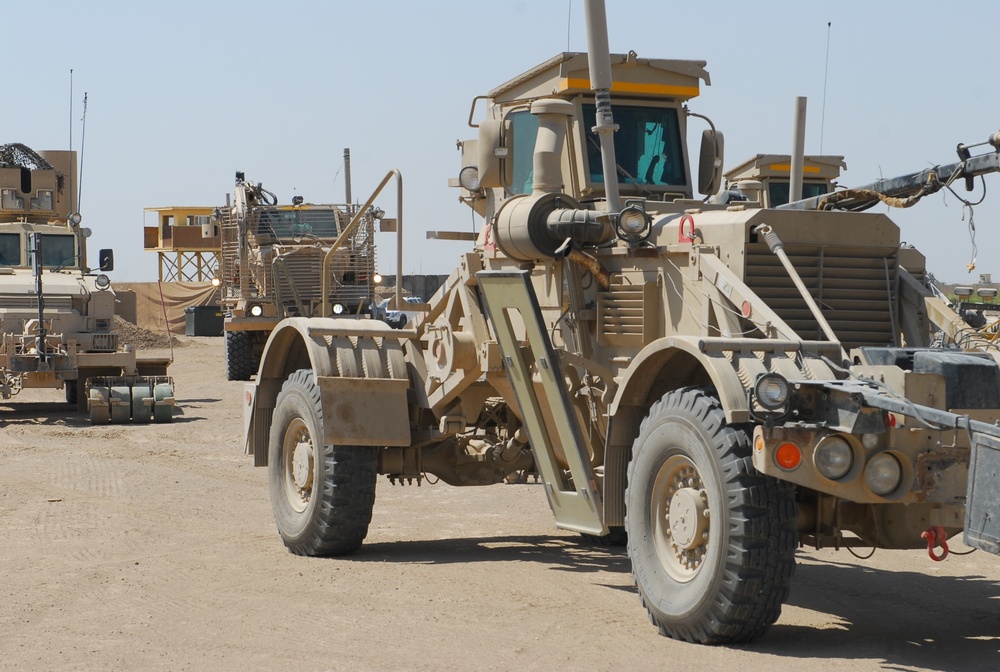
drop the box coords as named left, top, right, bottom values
left=78, top=93, right=88, bottom=211
left=820, top=21, right=832, bottom=153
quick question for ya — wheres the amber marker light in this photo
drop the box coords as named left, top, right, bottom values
left=754, top=435, right=765, bottom=452
left=775, top=443, right=802, bottom=470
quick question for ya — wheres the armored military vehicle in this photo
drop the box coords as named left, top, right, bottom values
left=241, top=1, right=1000, bottom=644
left=216, top=167, right=380, bottom=381
left=0, top=143, right=174, bottom=423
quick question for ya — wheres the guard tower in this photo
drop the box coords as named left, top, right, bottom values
left=724, top=154, right=846, bottom=208
left=143, top=206, right=220, bottom=282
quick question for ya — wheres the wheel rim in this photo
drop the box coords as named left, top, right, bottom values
left=282, top=417, right=315, bottom=513
left=651, top=454, right=710, bottom=583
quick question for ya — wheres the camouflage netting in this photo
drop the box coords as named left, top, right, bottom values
left=0, top=143, right=54, bottom=171
left=113, top=316, right=185, bottom=350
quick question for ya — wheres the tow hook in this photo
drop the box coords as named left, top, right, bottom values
left=921, top=526, right=950, bottom=562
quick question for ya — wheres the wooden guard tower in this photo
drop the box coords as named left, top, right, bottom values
left=143, top=206, right=221, bottom=282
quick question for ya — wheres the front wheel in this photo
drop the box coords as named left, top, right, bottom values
left=268, top=369, right=377, bottom=556
left=626, top=387, right=797, bottom=644
left=224, top=331, right=259, bottom=381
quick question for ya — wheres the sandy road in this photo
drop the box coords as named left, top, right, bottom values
left=0, top=336, right=998, bottom=671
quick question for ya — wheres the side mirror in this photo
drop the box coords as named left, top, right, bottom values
left=476, top=118, right=506, bottom=189
left=698, top=129, right=725, bottom=196
left=99, top=249, right=114, bottom=272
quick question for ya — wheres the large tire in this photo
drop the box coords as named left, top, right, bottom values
left=224, top=331, right=258, bottom=381
left=626, top=387, right=797, bottom=644
left=268, top=369, right=377, bottom=556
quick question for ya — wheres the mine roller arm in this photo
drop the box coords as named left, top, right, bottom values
left=780, top=129, right=1000, bottom=212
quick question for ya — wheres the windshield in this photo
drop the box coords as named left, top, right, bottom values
left=582, top=103, right=686, bottom=190
left=28, top=234, right=77, bottom=268
left=768, top=181, right=830, bottom=207
left=0, top=233, right=19, bottom=266
left=255, top=207, right=342, bottom=239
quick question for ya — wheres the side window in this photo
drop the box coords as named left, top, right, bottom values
left=508, top=110, right=539, bottom=196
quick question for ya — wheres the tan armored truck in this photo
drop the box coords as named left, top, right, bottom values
left=216, top=169, right=380, bottom=381
left=241, top=5, right=1000, bottom=644
left=0, top=144, right=174, bottom=423
left=723, top=153, right=845, bottom=207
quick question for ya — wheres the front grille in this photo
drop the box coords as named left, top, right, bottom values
left=744, top=243, right=897, bottom=349
left=0, top=295, right=73, bottom=310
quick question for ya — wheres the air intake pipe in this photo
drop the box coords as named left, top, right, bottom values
left=494, top=98, right=614, bottom=260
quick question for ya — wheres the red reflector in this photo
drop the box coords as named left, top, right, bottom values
left=775, top=443, right=802, bottom=470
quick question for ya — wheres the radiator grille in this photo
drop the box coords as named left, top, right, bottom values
left=0, top=295, right=73, bottom=310
left=744, top=243, right=897, bottom=349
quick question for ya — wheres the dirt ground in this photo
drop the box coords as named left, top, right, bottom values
left=1, top=335, right=998, bottom=671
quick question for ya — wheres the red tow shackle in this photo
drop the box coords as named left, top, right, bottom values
left=921, top=526, right=950, bottom=562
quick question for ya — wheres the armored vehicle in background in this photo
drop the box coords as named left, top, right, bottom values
left=242, top=0, right=1000, bottom=645
left=723, top=153, right=845, bottom=207
left=216, top=167, right=380, bottom=380
left=0, top=144, right=174, bottom=423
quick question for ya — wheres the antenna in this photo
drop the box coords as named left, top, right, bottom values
left=78, top=93, right=88, bottom=212
left=566, top=0, right=572, bottom=51
left=820, top=21, right=832, bottom=153
left=69, top=69, right=73, bottom=150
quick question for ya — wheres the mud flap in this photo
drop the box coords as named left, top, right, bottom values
left=965, top=432, right=1000, bottom=555
left=477, top=270, right=605, bottom=536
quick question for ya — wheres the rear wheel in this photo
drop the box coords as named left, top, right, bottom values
left=268, top=369, right=377, bottom=556
left=65, top=380, right=78, bottom=406
left=224, top=331, right=258, bottom=381
left=626, top=387, right=797, bottom=644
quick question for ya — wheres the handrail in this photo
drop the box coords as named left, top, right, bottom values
left=320, top=169, right=403, bottom=318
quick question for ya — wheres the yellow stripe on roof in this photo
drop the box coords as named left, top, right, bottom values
left=769, top=164, right=822, bottom=173
left=561, top=77, right=700, bottom=98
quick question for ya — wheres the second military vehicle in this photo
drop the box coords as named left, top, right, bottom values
left=216, top=164, right=380, bottom=380
left=0, top=143, right=174, bottom=423
left=241, top=0, right=1000, bottom=644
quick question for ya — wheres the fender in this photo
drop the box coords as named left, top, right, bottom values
left=246, top=317, right=414, bottom=465
left=610, top=335, right=751, bottom=424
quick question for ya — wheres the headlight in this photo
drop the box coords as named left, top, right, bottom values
left=615, top=204, right=651, bottom=242
left=248, top=304, right=264, bottom=317
left=373, top=273, right=383, bottom=284
left=68, top=212, right=83, bottom=226
left=814, top=435, right=853, bottom=480
left=95, top=274, right=111, bottom=290
left=865, top=452, right=902, bottom=496
left=332, top=303, right=346, bottom=315
left=754, top=373, right=789, bottom=410
left=459, top=165, right=481, bottom=192
left=211, top=277, right=222, bottom=287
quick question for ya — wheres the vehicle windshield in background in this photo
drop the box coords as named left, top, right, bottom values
left=256, top=208, right=341, bottom=239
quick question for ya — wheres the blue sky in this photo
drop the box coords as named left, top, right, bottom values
left=4, top=1, right=998, bottom=283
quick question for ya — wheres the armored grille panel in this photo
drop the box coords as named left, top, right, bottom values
left=745, top=243, right=898, bottom=349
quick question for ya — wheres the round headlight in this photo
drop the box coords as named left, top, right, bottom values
left=865, top=452, right=902, bottom=496
left=373, top=273, right=383, bottom=285
left=68, top=212, right=83, bottom=226
left=618, top=205, right=650, bottom=236
left=332, top=303, right=346, bottom=315
left=94, top=274, right=111, bottom=290
left=211, top=277, right=222, bottom=287
left=814, top=435, right=853, bottom=480
left=459, top=165, right=481, bottom=192
left=248, top=304, right=264, bottom=317
left=754, top=373, right=789, bottom=410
